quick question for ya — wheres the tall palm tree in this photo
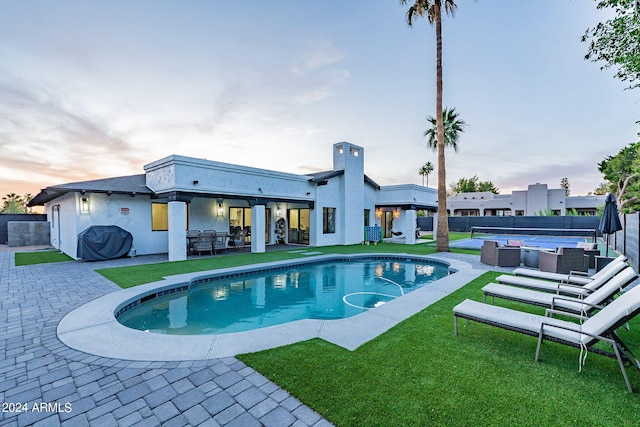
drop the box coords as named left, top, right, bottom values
left=419, top=161, right=434, bottom=186
left=424, top=107, right=467, bottom=152
left=401, top=0, right=458, bottom=252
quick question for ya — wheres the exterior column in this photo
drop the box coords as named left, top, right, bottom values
left=251, top=205, right=266, bottom=253
left=405, top=209, right=417, bottom=244
left=432, top=212, right=438, bottom=243
left=168, top=201, right=187, bottom=261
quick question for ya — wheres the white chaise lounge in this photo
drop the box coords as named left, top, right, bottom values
left=482, top=266, right=638, bottom=317
left=512, top=255, right=627, bottom=285
left=453, top=283, right=640, bottom=392
left=495, top=261, right=629, bottom=298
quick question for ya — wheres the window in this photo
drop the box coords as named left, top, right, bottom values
left=151, top=203, right=189, bottom=231
left=364, top=209, right=370, bottom=226
left=152, top=203, right=168, bottom=231
left=323, top=207, right=336, bottom=234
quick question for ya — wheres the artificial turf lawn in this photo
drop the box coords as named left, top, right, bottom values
left=239, top=272, right=640, bottom=427
left=14, top=250, right=73, bottom=266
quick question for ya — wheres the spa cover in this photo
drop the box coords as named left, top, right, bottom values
left=77, top=225, right=133, bottom=261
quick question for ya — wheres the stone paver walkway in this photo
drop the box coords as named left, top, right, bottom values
left=0, top=250, right=332, bottom=427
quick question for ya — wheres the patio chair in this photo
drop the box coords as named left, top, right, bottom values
left=186, top=229, right=201, bottom=254
left=480, top=240, right=521, bottom=267
left=230, top=229, right=247, bottom=251
left=577, top=242, right=601, bottom=269
left=482, top=266, right=638, bottom=317
left=213, top=232, right=229, bottom=254
left=193, top=232, right=214, bottom=256
left=512, top=255, right=627, bottom=285
left=453, top=283, right=640, bottom=392
left=538, top=247, right=589, bottom=275
left=495, top=261, right=629, bottom=298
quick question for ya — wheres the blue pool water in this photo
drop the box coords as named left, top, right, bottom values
left=117, top=258, right=450, bottom=335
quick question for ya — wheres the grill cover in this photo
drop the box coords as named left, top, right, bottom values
left=77, top=225, right=133, bottom=261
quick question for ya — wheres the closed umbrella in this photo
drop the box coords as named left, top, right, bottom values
left=598, top=193, right=623, bottom=257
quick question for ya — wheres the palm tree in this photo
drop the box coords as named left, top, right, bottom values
left=423, top=107, right=467, bottom=152
left=401, top=0, right=458, bottom=252
left=419, top=161, right=434, bottom=186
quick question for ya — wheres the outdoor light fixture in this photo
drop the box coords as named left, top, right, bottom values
left=393, top=209, right=400, bottom=218
left=276, top=206, right=282, bottom=217
left=81, top=197, right=89, bottom=213
left=193, top=180, right=199, bottom=185
left=375, top=208, right=382, bottom=218
left=217, top=203, right=224, bottom=217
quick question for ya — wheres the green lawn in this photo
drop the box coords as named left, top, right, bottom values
left=14, top=250, right=73, bottom=266
left=239, top=272, right=640, bottom=426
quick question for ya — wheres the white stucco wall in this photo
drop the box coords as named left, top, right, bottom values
left=376, top=184, right=437, bottom=208
left=47, top=193, right=167, bottom=259
left=145, top=155, right=317, bottom=202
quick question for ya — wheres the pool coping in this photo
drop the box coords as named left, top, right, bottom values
left=57, top=253, right=482, bottom=361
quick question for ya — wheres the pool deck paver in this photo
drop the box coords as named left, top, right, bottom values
left=0, top=246, right=511, bottom=426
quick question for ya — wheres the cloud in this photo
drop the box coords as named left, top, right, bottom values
left=0, top=77, right=146, bottom=194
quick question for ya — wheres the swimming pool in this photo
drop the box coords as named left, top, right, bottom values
left=116, top=257, right=450, bottom=335
left=57, top=253, right=471, bottom=360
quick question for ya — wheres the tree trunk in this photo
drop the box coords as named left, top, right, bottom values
left=434, top=1, right=450, bottom=252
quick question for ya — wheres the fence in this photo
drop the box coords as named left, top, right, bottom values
left=0, top=214, right=47, bottom=244
left=417, top=216, right=601, bottom=234
left=417, top=214, right=639, bottom=271
left=614, top=213, right=639, bottom=272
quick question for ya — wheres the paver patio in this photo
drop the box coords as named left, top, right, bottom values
left=0, top=248, right=332, bottom=427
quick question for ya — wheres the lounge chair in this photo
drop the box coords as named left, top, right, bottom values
left=495, top=261, right=629, bottom=298
left=453, top=283, right=640, bottom=392
left=512, top=255, right=627, bottom=285
left=480, top=240, right=521, bottom=267
left=482, top=266, right=638, bottom=317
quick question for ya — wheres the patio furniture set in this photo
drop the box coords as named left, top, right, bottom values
left=187, top=229, right=248, bottom=255
left=480, top=240, right=601, bottom=273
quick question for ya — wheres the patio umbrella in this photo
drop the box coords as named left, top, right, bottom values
left=598, top=193, right=623, bottom=257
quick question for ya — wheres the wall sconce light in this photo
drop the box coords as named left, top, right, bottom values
left=375, top=208, right=382, bottom=218
left=217, top=203, right=224, bottom=217
left=393, top=209, right=400, bottom=218
left=81, top=197, right=89, bottom=213
left=276, top=206, right=282, bottom=217
left=193, top=180, right=199, bottom=185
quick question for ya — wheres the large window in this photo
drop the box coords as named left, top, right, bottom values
left=151, top=203, right=189, bottom=231
left=152, top=203, right=168, bottom=231
left=323, top=207, right=336, bottom=234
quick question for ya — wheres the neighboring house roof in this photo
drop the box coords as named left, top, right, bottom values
left=28, top=174, right=153, bottom=206
left=306, top=170, right=381, bottom=190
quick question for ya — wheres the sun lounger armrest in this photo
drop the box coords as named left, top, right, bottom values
left=544, top=309, right=588, bottom=321
left=539, top=321, right=615, bottom=345
left=550, top=295, right=605, bottom=311
left=568, top=270, right=590, bottom=278
left=557, top=282, right=590, bottom=290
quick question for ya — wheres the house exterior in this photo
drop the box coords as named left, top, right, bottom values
left=29, top=142, right=437, bottom=261
left=446, top=183, right=606, bottom=217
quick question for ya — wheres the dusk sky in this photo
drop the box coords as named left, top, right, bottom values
left=1, top=0, right=638, bottom=201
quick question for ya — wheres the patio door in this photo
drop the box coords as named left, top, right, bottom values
left=382, top=211, right=393, bottom=238
left=288, top=208, right=310, bottom=244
